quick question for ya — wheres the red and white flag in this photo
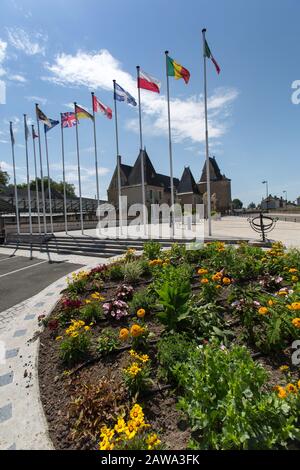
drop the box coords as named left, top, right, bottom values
left=93, top=95, right=112, bottom=119
left=138, top=69, right=160, bottom=93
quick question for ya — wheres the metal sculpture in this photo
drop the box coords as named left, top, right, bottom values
left=248, top=212, right=278, bottom=242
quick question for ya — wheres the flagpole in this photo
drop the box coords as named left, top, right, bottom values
left=44, top=128, right=54, bottom=233
left=60, top=114, right=68, bottom=234
left=35, top=104, right=47, bottom=233
left=31, top=125, right=41, bottom=234
left=165, top=51, right=175, bottom=238
left=74, top=102, right=84, bottom=235
left=113, top=80, right=123, bottom=235
left=24, top=115, right=32, bottom=235
left=10, top=122, right=20, bottom=235
left=91, top=92, right=100, bottom=209
left=136, top=66, right=147, bottom=232
left=202, top=28, right=212, bottom=237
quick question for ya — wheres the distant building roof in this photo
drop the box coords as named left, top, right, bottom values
left=177, top=166, right=200, bottom=195
left=200, top=156, right=230, bottom=183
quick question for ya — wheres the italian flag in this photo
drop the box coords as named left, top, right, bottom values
left=204, top=40, right=220, bottom=74
left=138, top=69, right=161, bottom=93
left=167, top=56, right=190, bottom=84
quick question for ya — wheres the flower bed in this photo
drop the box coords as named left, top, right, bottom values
left=38, top=241, right=300, bottom=450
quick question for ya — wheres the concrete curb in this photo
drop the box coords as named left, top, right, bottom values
left=0, top=257, right=111, bottom=450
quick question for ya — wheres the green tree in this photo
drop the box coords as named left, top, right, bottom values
left=248, top=202, right=256, bottom=209
left=0, top=166, right=9, bottom=187
left=15, top=178, right=76, bottom=197
left=232, top=198, right=243, bottom=209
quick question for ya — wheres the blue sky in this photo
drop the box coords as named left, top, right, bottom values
left=0, top=0, right=299, bottom=205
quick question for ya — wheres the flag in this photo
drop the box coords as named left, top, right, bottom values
left=44, top=118, right=59, bottom=133
left=61, top=112, right=77, bottom=128
left=75, top=104, right=93, bottom=120
left=138, top=69, right=160, bottom=93
left=9, top=122, right=15, bottom=145
left=93, top=95, right=112, bottom=119
left=32, top=125, right=39, bottom=139
left=166, top=56, right=190, bottom=84
left=204, top=40, right=220, bottom=74
left=25, top=119, right=30, bottom=141
left=36, top=105, right=51, bottom=127
left=114, top=82, right=137, bottom=106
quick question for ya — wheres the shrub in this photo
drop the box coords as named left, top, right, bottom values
left=157, top=332, right=196, bottom=382
left=98, top=404, right=161, bottom=450
left=79, top=301, right=104, bottom=323
left=143, top=241, right=161, bottom=260
left=123, top=350, right=152, bottom=395
left=156, top=273, right=191, bottom=330
left=97, top=328, right=120, bottom=355
left=123, top=260, right=144, bottom=284
left=58, top=319, right=91, bottom=364
left=108, top=263, right=124, bottom=281
left=129, top=287, right=156, bottom=315
left=174, top=343, right=300, bottom=449
left=66, top=270, right=89, bottom=295
left=69, top=377, right=124, bottom=444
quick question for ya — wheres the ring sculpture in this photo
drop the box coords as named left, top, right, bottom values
left=247, top=212, right=278, bottom=242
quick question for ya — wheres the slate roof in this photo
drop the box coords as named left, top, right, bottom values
left=200, top=156, right=229, bottom=182
left=177, top=167, right=200, bottom=194
left=119, top=149, right=179, bottom=191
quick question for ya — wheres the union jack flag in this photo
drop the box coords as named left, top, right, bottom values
left=61, top=112, right=77, bottom=128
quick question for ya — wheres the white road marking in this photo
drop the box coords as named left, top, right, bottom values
left=0, top=260, right=48, bottom=278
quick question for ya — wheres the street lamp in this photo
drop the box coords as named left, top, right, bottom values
left=283, top=190, right=287, bottom=205
left=262, top=180, right=268, bottom=210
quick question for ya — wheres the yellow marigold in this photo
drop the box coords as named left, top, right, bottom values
left=276, top=386, right=287, bottom=399
left=126, top=363, right=142, bottom=377
left=125, top=420, right=138, bottom=440
left=146, top=433, right=161, bottom=450
left=84, top=326, right=90, bottom=331
left=258, top=307, right=268, bottom=315
left=119, top=328, right=129, bottom=341
left=200, top=278, right=209, bottom=284
left=137, top=308, right=146, bottom=318
left=100, top=425, right=115, bottom=440
left=289, top=268, right=298, bottom=273
left=212, top=272, right=223, bottom=282
left=292, top=276, right=299, bottom=282
left=215, top=285, right=222, bottom=289
left=222, top=277, right=231, bottom=285
left=198, top=268, right=208, bottom=275
left=55, top=336, right=63, bottom=341
left=114, top=417, right=127, bottom=434
left=279, top=365, right=289, bottom=372
left=85, top=299, right=91, bottom=304
left=298, top=379, right=300, bottom=389
left=278, top=290, right=288, bottom=296
left=286, top=383, right=298, bottom=394
left=289, top=302, right=300, bottom=310
left=130, top=404, right=144, bottom=421
left=130, top=324, right=145, bottom=337
left=292, top=318, right=300, bottom=329
left=99, top=436, right=114, bottom=450
left=268, top=299, right=274, bottom=306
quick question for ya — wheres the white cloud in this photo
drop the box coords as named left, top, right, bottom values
left=44, top=49, right=238, bottom=145
left=7, top=28, right=47, bottom=56
left=0, top=39, right=7, bottom=77
left=26, top=95, right=47, bottom=105
left=9, top=73, right=27, bottom=83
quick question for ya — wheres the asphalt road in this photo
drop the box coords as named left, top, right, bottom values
left=0, top=254, right=82, bottom=312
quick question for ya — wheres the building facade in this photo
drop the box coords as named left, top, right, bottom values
left=107, top=151, right=231, bottom=214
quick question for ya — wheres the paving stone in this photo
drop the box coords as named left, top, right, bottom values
left=45, top=292, right=54, bottom=297
left=13, top=329, right=27, bottom=338
left=0, top=403, right=12, bottom=423
left=7, top=443, right=16, bottom=450
left=5, top=348, right=19, bottom=359
left=0, top=372, right=13, bottom=387
left=24, top=314, right=36, bottom=321
left=34, top=302, right=45, bottom=308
